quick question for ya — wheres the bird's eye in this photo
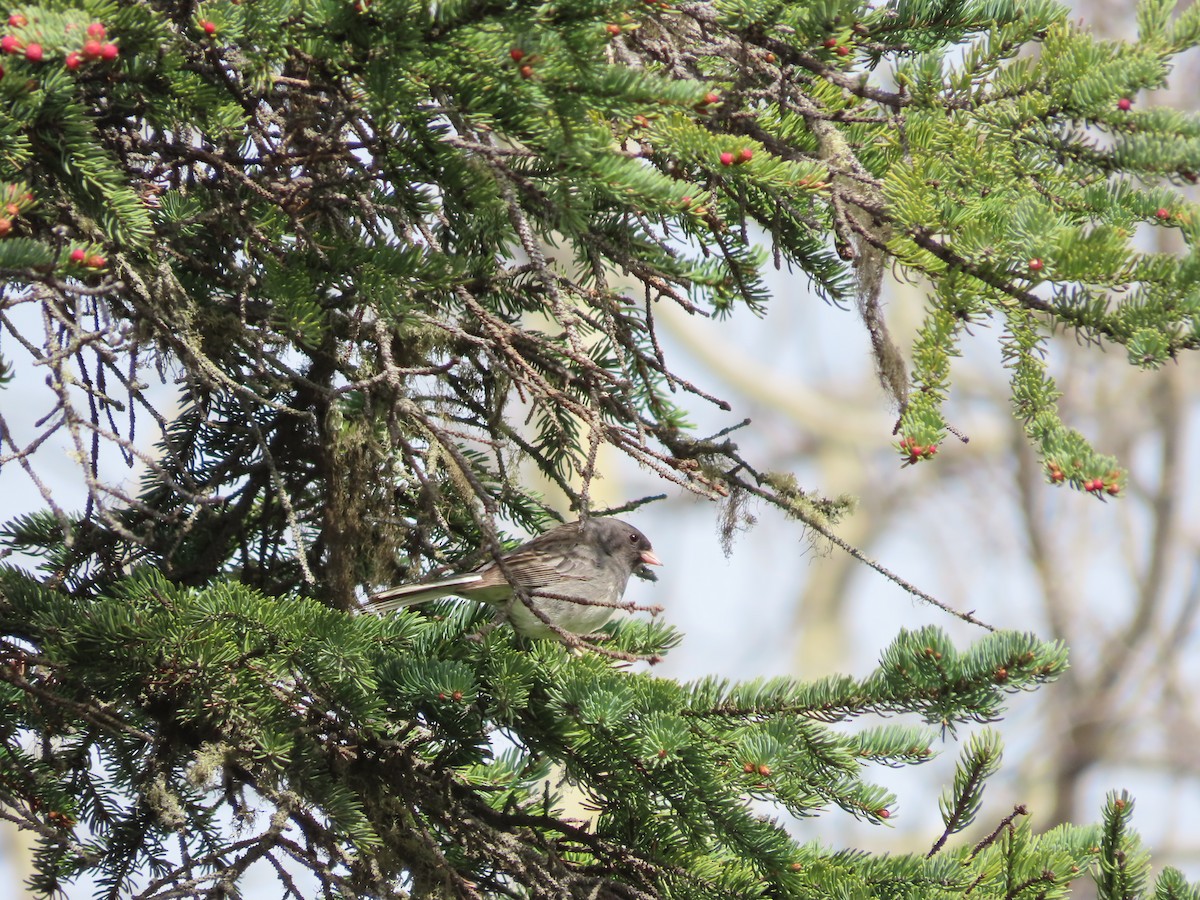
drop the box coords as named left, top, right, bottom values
left=628, top=533, right=639, bottom=543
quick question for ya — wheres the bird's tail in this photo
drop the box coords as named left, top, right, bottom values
left=360, top=574, right=484, bottom=615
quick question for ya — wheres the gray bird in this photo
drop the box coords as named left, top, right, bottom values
left=365, top=518, right=662, bottom=638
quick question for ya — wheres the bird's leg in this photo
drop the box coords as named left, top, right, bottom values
left=465, top=618, right=502, bottom=643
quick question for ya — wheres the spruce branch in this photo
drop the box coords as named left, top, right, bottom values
left=0, top=2, right=1197, bottom=896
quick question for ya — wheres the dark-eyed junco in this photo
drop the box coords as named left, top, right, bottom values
left=365, top=518, right=662, bottom=638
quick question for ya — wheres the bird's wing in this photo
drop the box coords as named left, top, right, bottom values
left=494, top=531, right=596, bottom=592
left=364, top=524, right=598, bottom=615
left=361, top=573, right=485, bottom=615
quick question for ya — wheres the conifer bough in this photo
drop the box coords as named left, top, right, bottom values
left=0, top=1, right=1195, bottom=898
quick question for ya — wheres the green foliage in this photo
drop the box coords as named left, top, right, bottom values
left=1098, top=792, right=1151, bottom=900
left=935, top=728, right=1002, bottom=848
left=0, top=0, right=1197, bottom=896
left=0, top=561, right=1111, bottom=898
left=0, top=555, right=1185, bottom=898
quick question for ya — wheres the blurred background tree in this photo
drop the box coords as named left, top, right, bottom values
left=2, top=0, right=1200, bottom=896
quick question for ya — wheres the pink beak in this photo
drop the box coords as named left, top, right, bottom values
left=640, top=549, right=663, bottom=566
